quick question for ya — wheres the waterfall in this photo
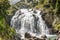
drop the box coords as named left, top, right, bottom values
left=11, top=9, right=56, bottom=39
left=9, top=0, right=21, bottom=5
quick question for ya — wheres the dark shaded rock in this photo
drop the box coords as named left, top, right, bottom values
left=33, top=9, right=37, bottom=13
left=34, top=38, right=40, bottom=40
left=32, top=1, right=38, bottom=7
left=49, top=0, right=56, bottom=3
left=27, top=0, right=32, bottom=3
left=41, top=9, right=54, bottom=28
left=32, top=36, right=37, bottom=39
left=49, top=0, right=56, bottom=9
left=41, top=35, right=47, bottom=39
left=42, top=12, right=47, bottom=20
left=58, top=0, right=60, bottom=3
left=25, top=32, right=32, bottom=38
left=11, top=33, right=21, bottom=40
left=40, top=35, right=47, bottom=40
left=56, top=32, right=60, bottom=40
left=5, top=15, right=11, bottom=25
left=43, top=4, right=50, bottom=8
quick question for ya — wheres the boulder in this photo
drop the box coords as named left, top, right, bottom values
left=25, top=32, right=32, bottom=38
left=40, top=35, right=47, bottom=40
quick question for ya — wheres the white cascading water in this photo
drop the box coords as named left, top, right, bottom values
left=11, top=9, right=56, bottom=39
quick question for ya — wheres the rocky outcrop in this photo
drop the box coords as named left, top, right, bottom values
left=41, top=9, right=54, bottom=28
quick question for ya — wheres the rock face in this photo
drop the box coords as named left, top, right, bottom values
left=41, top=10, right=54, bottom=28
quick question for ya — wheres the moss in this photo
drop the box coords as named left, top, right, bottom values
left=54, top=22, right=60, bottom=31
left=0, top=16, right=15, bottom=40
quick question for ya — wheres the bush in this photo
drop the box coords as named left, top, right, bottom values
left=0, top=0, right=15, bottom=40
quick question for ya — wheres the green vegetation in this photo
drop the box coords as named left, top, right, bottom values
left=0, top=0, right=15, bottom=40
left=54, top=22, right=60, bottom=31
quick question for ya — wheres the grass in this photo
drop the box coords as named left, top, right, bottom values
left=35, top=0, right=49, bottom=9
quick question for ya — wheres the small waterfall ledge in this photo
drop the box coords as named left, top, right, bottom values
left=11, top=9, right=57, bottom=39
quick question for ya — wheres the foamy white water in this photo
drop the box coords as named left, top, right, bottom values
left=9, top=0, right=20, bottom=5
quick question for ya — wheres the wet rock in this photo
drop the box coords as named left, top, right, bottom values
left=25, top=32, right=32, bottom=38
left=41, top=35, right=47, bottom=38
left=27, top=0, right=32, bottom=3
left=34, top=38, right=40, bottom=40
left=11, top=33, right=21, bottom=40
left=49, top=0, right=56, bottom=3
left=33, top=9, right=37, bottom=13
left=57, top=32, right=60, bottom=40
left=32, top=36, right=37, bottom=39
left=40, top=35, right=47, bottom=40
